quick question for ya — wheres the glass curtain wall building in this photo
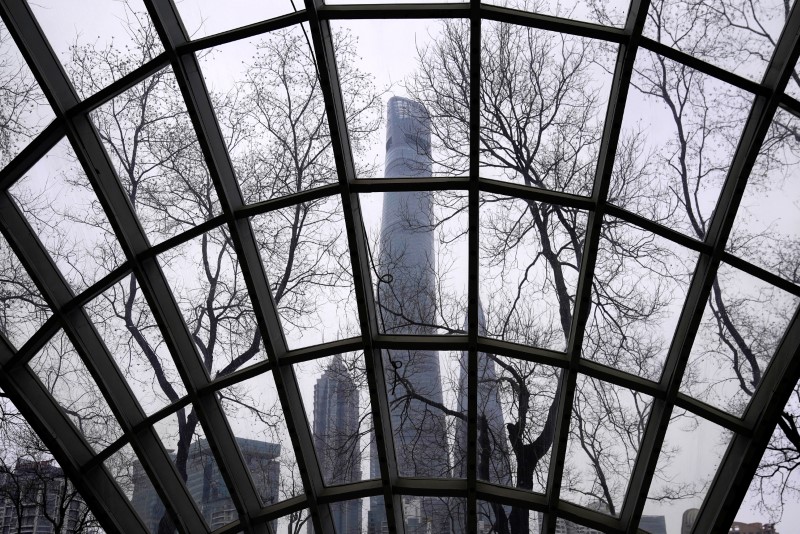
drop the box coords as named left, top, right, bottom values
left=0, top=0, right=799, bottom=533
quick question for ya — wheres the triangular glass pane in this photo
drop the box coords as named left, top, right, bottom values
left=91, top=66, right=220, bottom=244
left=484, top=0, right=630, bottom=27
left=0, top=232, right=51, bottom=349
left=729, top=108, right=800, bottom=283
left=584, top=217, right=698, bottom=380
left=84, top=273, right=187, bottom=415
left=9, top=137, right=125, bottom=292
left=29, top=330, right=124, bottom=452
left=643, top=408, right=730, bottom=534
left=159, top=225, right=265, bottom=378
left=250, top=195, right=358, bottom=349
left=562, top=376, right=653, bottom=516
left=332, top=18, right=467, bottom=178
left=681, top=262, right=799, bottom=417
left=197, top=24, right=337, bottom=204
left=479, top=21, right=616, bottom=195
left=612, top=48, right=753, bottom=240
left=176, top=0, right=298, bottom=40
left=0, top=20, right=54, bottom=168
left=30, top=0, right=164, bottom=99
left=480, top=194, right=587, bottom=352
left=295, top=353, right=373, bottom=486
left=218, top=371, right=299, bottom=504
left=642, top=0, right=788, bottom=82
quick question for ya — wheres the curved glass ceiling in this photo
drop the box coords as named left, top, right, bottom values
left=0, top=0, right=799, bottom=533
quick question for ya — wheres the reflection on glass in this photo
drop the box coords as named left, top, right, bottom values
left=0, top=233, right=50, bottom=349
left=218, top=371, right=299, bottom=504
left=480, top=194, right=587, bottom=352
left=159, top=225, right=264, bottom=378
left=563, top=376, right=653, bottom=516
left=681, top=262, right=799, bottom=416
left=9, top=138, right=125, bottom=292
left=332, top=18, right=461, bottom=178
left=0, top=19, right=53, bottom=168
left=478, top=21, right=614, bottom=194
left=295, top=354, right=373, bottom=486
left=30, top=0, right=163, bottom=99
left=198, top=24, right=337, bottom=204
left=85, top=273, right=187, bottom=415
left=642, top=0, right=786, bottom=82
left=29, top=330, right=124, bottom=452
left=584, top=218, right=698, bottom=380
left=91, top=67, right=220, bottom=244
left=484, top=0, right=630, bottom=26
left=0, top=399, right=98, bottom=533
left=153, top=408, right=237, bottom=530
left=644, top=408, right=729, bottom=534
left=251, top=196, right=358, bottom=349
left=176, top=0, right=298, bottom=39
left=729, top=108, right=800, bottom=283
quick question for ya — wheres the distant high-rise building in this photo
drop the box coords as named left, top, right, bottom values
left=682, top=508, right=699, bottom=534
left=310, top=355, right=361, bottom=534
left=132, top=437, right=279, bottom=532
left=729, top=521, right=778, bottom=534
left=369, top=96, right=450, bottom=533
left=0, top=459, right=92, bottom=534
left=639, top=515, right=667, bottom=534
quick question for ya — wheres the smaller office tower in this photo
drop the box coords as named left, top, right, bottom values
left=0, top=459, right=90, bottom=533
left=639, top=515, right=667, bottom=534
left=310, top=355, right=362, bottom=534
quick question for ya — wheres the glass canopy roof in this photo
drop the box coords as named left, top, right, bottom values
left=0, top=0, right=798, bottom=533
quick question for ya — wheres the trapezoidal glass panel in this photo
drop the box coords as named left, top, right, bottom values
left=30, top=0, right=164, bottom=99
left=9, top=137, right=125, bottom=293
left=681, top=262, right=799, bottom=417
left=612, top=48, right=753, bottom=240
left=479, top=21, right=616, bottom=195
left=197, top=24, right=337, bottom=204
left=91, top=66, right=220, bottom=245
left=105, top=442, right=166, bottom=534
left=176, top=0, right=299, bottom=39
left=480, top=193, right=587, bottom=352
left=332, top=18, right=469, bottom=178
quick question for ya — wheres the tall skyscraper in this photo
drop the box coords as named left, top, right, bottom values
left=639, top=515, right=667, bottom=534
left=682, top=508, right=699, bottom=534
left=132, top=437, right=279, bottom=532
left=311, top=355, right=361, bottom=534
left=369, top=96, right=450, bottom=533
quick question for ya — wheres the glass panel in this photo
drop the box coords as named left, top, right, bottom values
left=332, top=18, right=465, bottom=178
left=361, top=191, right=468, bottom=335
left=681, top=262, right=799, bottom=416
left=106, top=443, right=166, bottom=534
left=0, top=233, right=50, bottom=349
left=197, top=24, right=337, bottom=203
left=295, top=353, right=372, bottom=486
left=30, top=0, right=163, bottom=98
left=614, top=48, right=753, bottom=239
left=251, top=195, right=358, bottom=349
left=402, top=496, right=461, bottom=532
left=562, top=376, right=653, bottom=516
left=643, top=408, right=730, bottom=534
left=29, top=330, right=124, bottom=451
left=365, top=496, right=387, bottom=534
left=475, top=500, right=520, bottom=534
left=154, top=407, right=238, bottom=530
left=91, top=66, right=220, bottom=244
left=729, top=108, right=800, bottom=283
left=159, top=225, right=265, bottom=378
left=176, top=0, right=298, bottom=39
left=0, top=19, right=54, bottom=168
left=218, top=371, right=297, bottom=504
left=787, top=55, right=800, bottom=101
left=480, top=194, right=587, bottom=352
left=484, top=0, right=630, bottom=27
left=584, top=218, right=698, bottom=380
left=642, top=0, right=787, bottom=82
left=479, top=21, right=615, bottom=195
left=330, top=497, right=369, bottom=534
left=0, top=400, right=99, bottom=533
left=383, top=348, right=461, bottom=479
left=84, top=273, right=187, bottom=415
left=275, top=508, right=311, bottom=533
left=325, top=0, right=464, bottom=4
left=9, top=138, right=125, bottom=292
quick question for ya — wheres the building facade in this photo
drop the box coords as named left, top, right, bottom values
left=729, top=522, right=778, bottom=534
left=132, top=438, right=279, bottom=532
left=310, top=355, right=362, bottom=534
left=638, top=515, right=667, bottom=534
left=0, top=459, right=92, bottom=534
